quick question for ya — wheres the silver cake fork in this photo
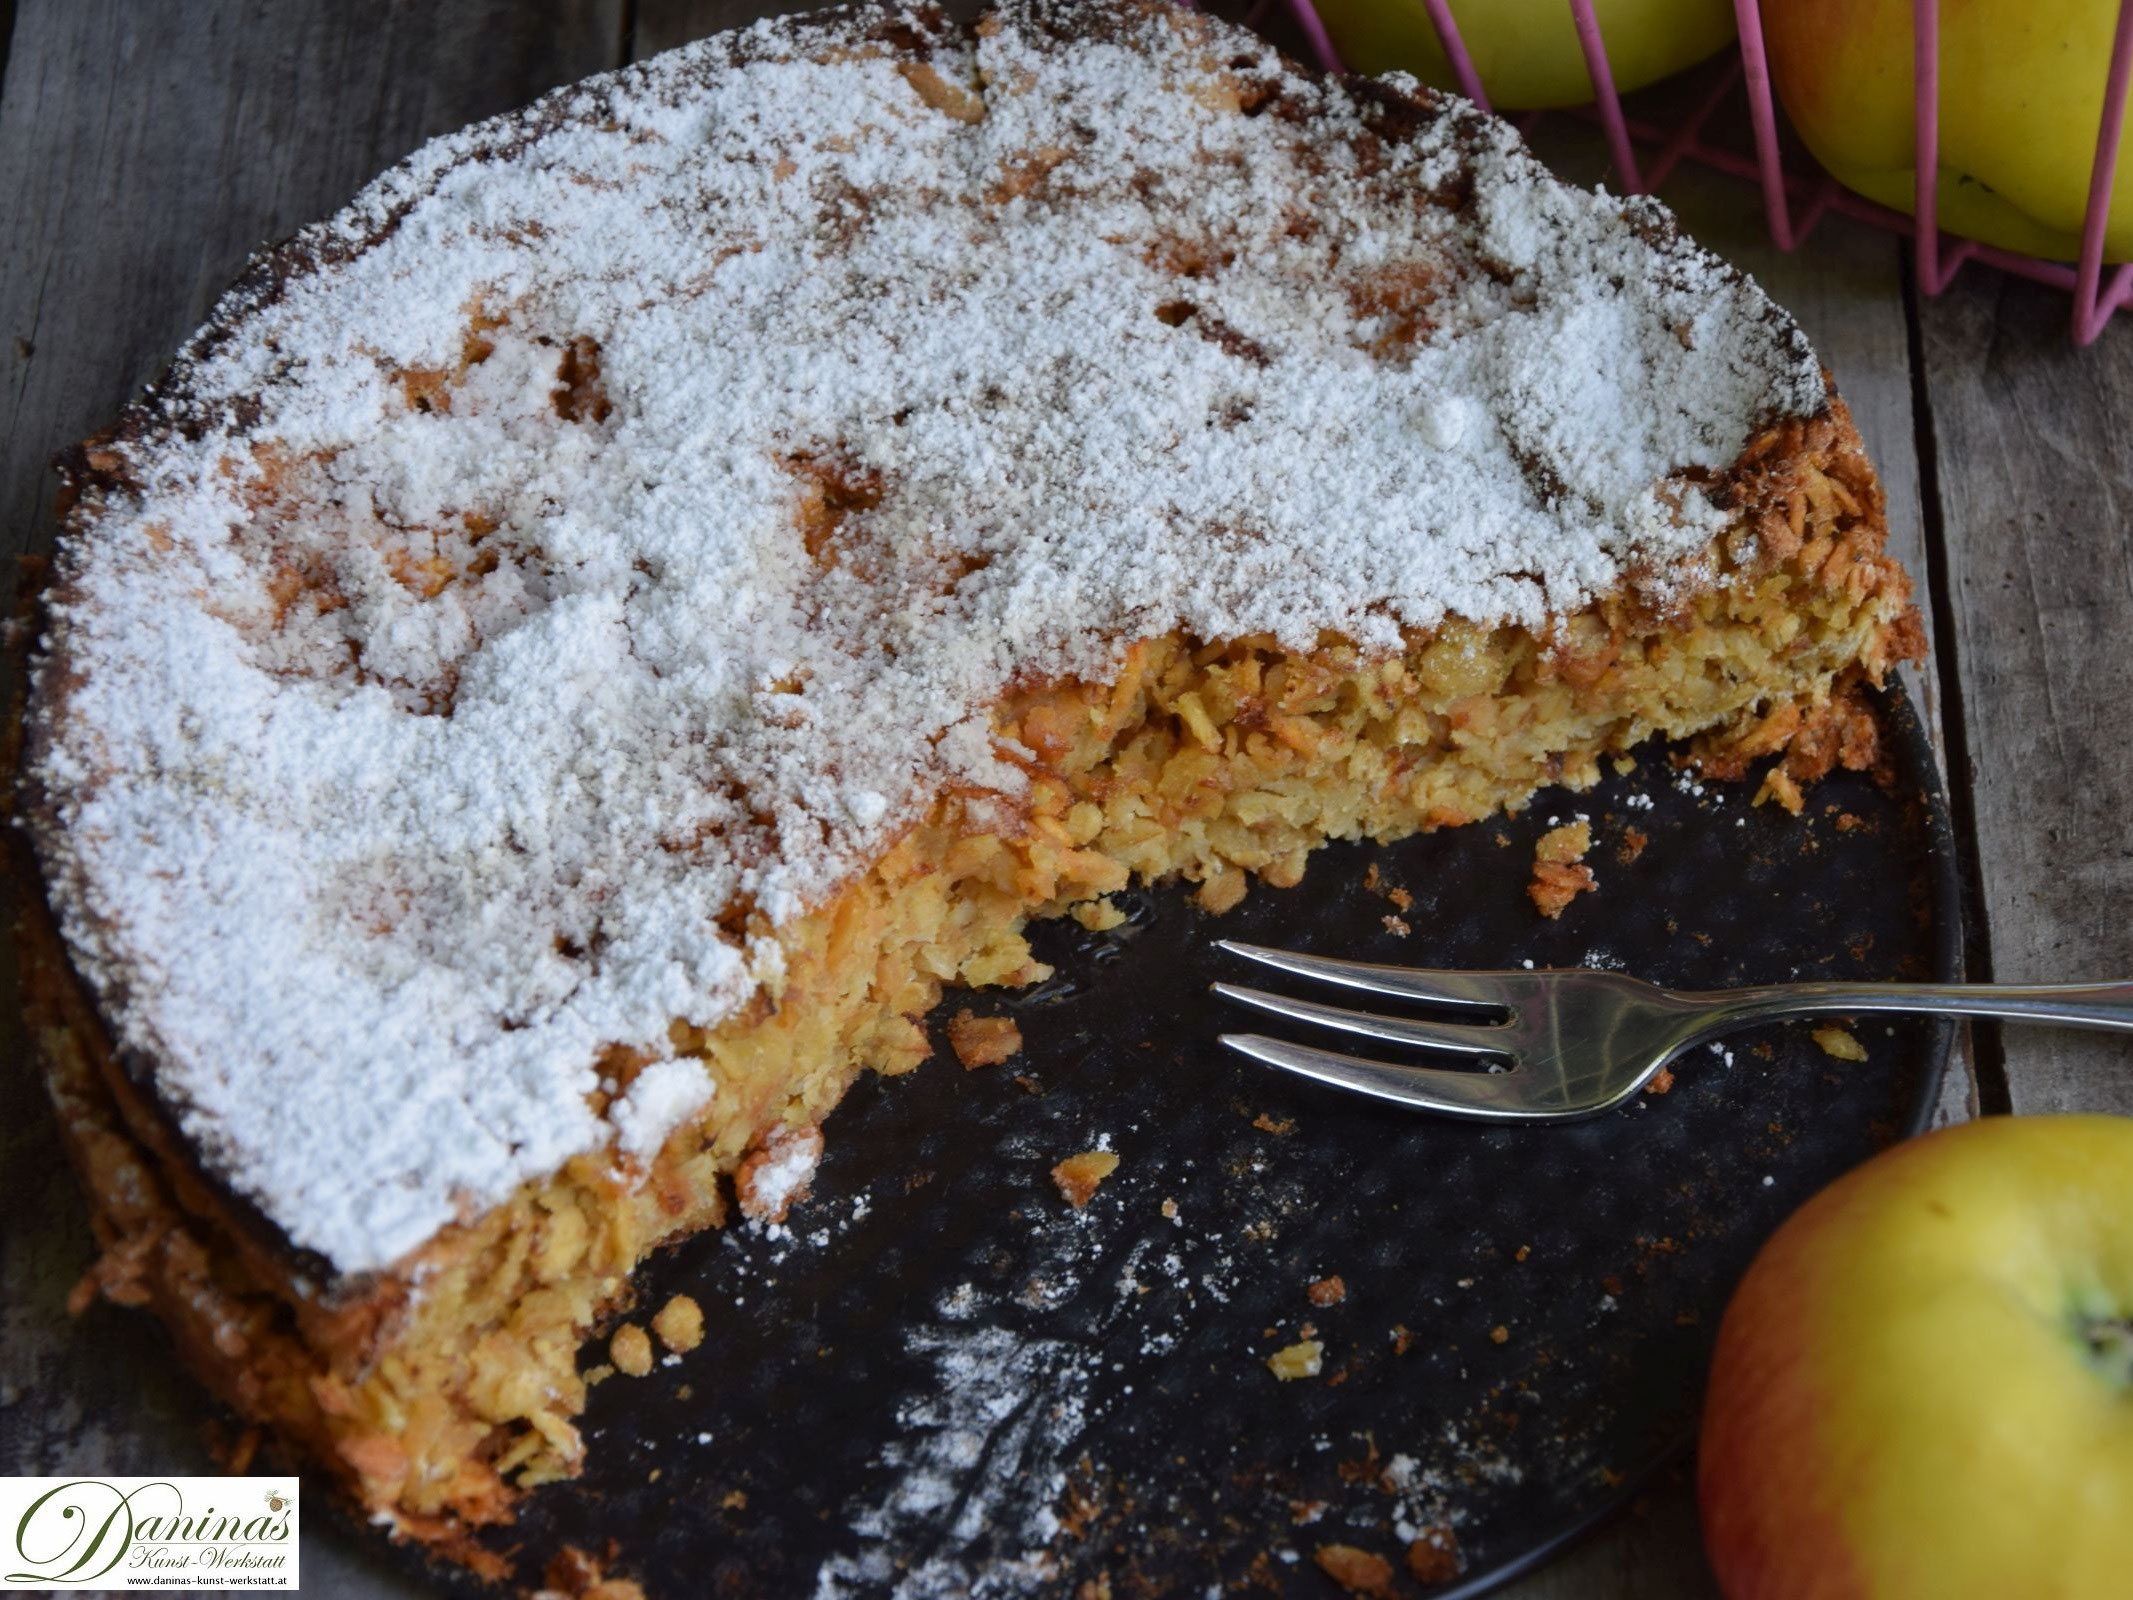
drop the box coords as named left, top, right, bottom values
left=1212, top=941, right=2133, bottom=1122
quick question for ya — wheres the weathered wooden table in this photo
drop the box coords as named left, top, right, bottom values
left=3, top=2, right=2124, bottom=1595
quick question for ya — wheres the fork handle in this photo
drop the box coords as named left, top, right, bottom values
left=1682, top=981, right=2133, bottom=1033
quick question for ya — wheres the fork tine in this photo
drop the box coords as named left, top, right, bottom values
left=1211, top=983, right=1512, bottom=1055
left=1215, top=940, right=1509, bottom=1009
left=1220, top=1035, right=1552, bottom=1120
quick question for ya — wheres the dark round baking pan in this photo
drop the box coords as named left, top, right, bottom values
left=400, top=676, right=1956, bottom=1598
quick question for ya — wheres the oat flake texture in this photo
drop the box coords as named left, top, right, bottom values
left=21, top=0, right=1826, bottom=1275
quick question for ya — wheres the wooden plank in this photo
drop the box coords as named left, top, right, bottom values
left=635, top=0, right=854, bottom=56
left=630, top=0, right=1320, bottom=60
left=0, top=0, right=625, bottom=568
left=1916, top=272, right=2133, bottom=1116
left=0, top=6, right=621, bottom=1597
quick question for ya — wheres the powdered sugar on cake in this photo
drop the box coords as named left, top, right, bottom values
left=23, top=0, right=1826, bottom=1274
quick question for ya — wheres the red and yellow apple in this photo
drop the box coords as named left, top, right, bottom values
left=1763, top=0, right=2133, bottom=260
left=1312, top=0, right=1737, bottom=110
left=1700, top=1114, right=2133, bottom=1600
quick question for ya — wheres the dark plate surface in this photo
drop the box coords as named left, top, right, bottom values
left=414, top=680, right=1955, bottom=1599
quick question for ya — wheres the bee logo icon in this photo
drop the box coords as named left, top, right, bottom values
left=265, top=1490, right=289, bottom=1514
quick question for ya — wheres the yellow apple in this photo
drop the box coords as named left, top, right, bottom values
left=1763, top=0, right=2133, bottom=260
left=1700, top=1114, right=2133, bottom=1600
left=1312, top=0, right=1737, bottom=110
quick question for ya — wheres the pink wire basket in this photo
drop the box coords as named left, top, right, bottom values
left=1198, top=0, right=2133, bottom=345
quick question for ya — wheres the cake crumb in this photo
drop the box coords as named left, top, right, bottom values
left=1381, top=914, right=1412, bottom=937
left=1536, top=820, right=1593, bottom=862
left=1070, top=896, right=1128, bottom=932
left=544, top=1545, right=647, bottom=1600
left=1267, top=1339, right=1324, bottom=1380
left=721, top=1488, right=748, bottom=1510
left=1051, top=1150, right=1120, bottom=1208
left=652, top=1294, right=704, bottom=1355
left=1160, top=1197, right=1179, bottom=1220
left=1488, top=1324, right=1510, bottom=1345
left=1617, top=825, right=1648, bottom=864
left=1757, top=767, right=1806, bottom=813
left=1252, top=1112, right=1296, bottom=1135
left=1812, top=1025, right=1867, bottom=1061
left=610, top=1323, right=654, bottom=1378
left=946, top=1009, right=1023, bottom=1070
left=1408, top=1527, right=1463, bottom=1583
left=1514, top=1244, right=1531, bottom=1261
left=1314, top=1543, right=1396, bottom=1597
left=1196, top=866, right=1248, bottom=914
left=1645, top=1065, right=1676, bottom=1095
left=1307, top=1275, right=1347, bottom=1307
left=1390, top=1324, right=1413, bottom=1355
left=1386, top=886, right=1414, bottom=911
left=1530, top=821, right=1597, bottom=917
left=736, top=1123, right=824, bottom=1223
left=1612, top=754, right=1638, bottom=776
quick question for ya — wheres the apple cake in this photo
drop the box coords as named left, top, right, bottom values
left=13, top=0, right=1920, bottom=1567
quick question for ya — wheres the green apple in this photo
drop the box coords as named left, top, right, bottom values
left=1700, top=1114, right=2133, bottom=1600
left=1763, top=0, right=2133, bottom=260
left=1312, top=0, right=1738, bottom=110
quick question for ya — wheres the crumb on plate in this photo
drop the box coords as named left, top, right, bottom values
left=609, top=1322, right=653, bottom=1378
left=1812, top=1025, right=1868, bottom=1060
left=1051, top=1149, right=1119, bottom=1208
left=652, top=1293, right=704, bottom=1355
left=1267, top=1338, right=1324, bottom=1380
left=1530, top=820, right=1597, bottom=918
left=1315, top=1543, right=1397, bottom=1597
left=946, top=1008, right=1023, bottom=1069
left=1408, top=1526, right=1463, bottom=1583
left=1070, top=896, right=1128, bottom=931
